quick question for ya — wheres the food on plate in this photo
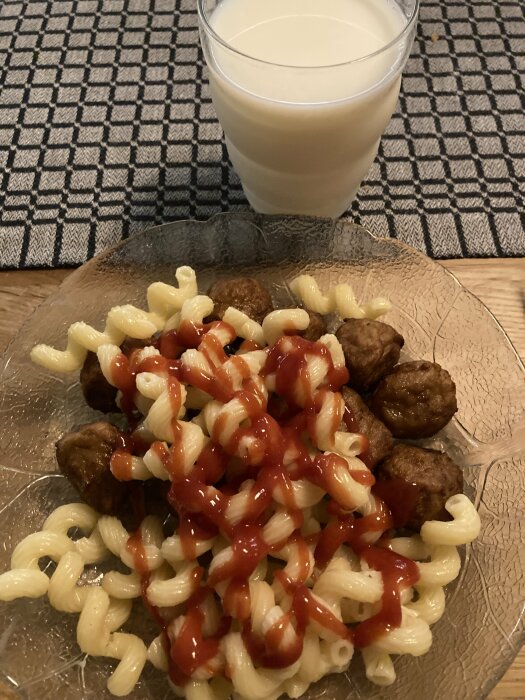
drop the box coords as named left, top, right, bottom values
left=290, top=274, right=391, bottom=320
left=296, top=309, right=327, bottom=342
left=81, top=351, right=119, bottom=412
left=335, top=318, right=404, bottom=391
left=370, top=360, right=458, bottom=438
left=56, top=421, right=130, bottom=515
left=374, top=444, right=464, bottom=530
left=340, top=386, right=393, bottom=468
left=207, top=276, right=274, bottom=323
left=81, top=338, right=155, bottom=413
left=0, top=269, right=480, bottom=700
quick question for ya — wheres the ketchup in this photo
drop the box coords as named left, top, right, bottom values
left=113, top=326, right=418, bottom=684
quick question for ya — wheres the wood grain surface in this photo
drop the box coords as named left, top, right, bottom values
left=0, top=258, right=524, bottom=698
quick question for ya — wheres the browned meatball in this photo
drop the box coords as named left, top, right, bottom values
left=80, top=352, right=118, bottom=412
left=370, top=361, right=457, bottom=439
left=119, top=479, right=172, bottom=532
left=374, top=443, right=463, bottom=530
left=80, top=337, right=154, bottom=413
left=341, top=386, right=393, bottom=468
left=121, top=336, right=156, bottom=355
left=56, top=421, right=130, bottom=515
left=208, top=277, right=273, bottom=324
left=335, top=319, right=404, bottom=391
left=298, top=311, right=327, bottom=342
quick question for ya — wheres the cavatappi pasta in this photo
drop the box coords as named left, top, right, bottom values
left=1, top=268, right=481, bottom=699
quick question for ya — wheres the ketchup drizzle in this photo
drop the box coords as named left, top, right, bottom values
left=112, top=326, right=419, bottom=684
left=169, top=588, right=224, bottom=685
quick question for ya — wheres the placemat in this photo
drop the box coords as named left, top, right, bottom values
left=0, top=0, right=523, bottom=269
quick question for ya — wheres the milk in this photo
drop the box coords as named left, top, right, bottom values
left=202, top=0, right=412, bottom=216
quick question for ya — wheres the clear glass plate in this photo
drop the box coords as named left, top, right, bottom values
left=0, top=213, right=523, bottom=700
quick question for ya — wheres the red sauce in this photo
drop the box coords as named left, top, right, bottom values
left=372, top=478, right=421, bottom=529
left=110, top=353, right=137, bottom=416
left=354, top=497, right=393, bottom=539
left=264, top=611, right=296, bottom=652
left=209, top=523, right=268, bottom=587
left=111, top=431, right=154, bottom=482
left=353, top=546, right=420, bottom=648
left=158, top=321, right=213, bottom=358
left=109, top=318, right=419, bottom=683
left=157, top=331, right=183, bottom=360
left=263, top=336, right=348, bottom=407
left=350, top=469, right=376, bottom=486
left=243, top=612, right=303, bottom=669
left=293, top=585, right=352, bottom=641
left=311, top=452, right=370, bottom=509
left=292, top=536, right=314, bottom=584
left=239, top=339, right=262, bottom=352
left=170, top=592, right=222, bottom=683
left=179, top=510, right=218, bottom=560
left=313, top=503, right=419, bottom=649
left=314, top=516, right=355, bottom=570
left=243, top=583, right=353, bottom=670
left=126, top=529, right=150, bottom=576
left=200, top=332, right=229, bottom=369
left=139, top=355, right=182, bottom=376
left=110, top=450, right=133, bottom=480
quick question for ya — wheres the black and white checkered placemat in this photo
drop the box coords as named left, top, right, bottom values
left=0, top=0, right=523, bottom=268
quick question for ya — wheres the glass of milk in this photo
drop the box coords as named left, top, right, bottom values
left=198, top=0, right=419, bottom=218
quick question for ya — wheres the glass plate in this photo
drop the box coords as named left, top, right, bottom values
left=0, top=213, right=524, bottom=700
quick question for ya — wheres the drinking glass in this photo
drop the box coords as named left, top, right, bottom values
left=198, top=0, right=419, bottom=217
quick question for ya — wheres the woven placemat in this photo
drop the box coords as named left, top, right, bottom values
left=0, top=0, right=523, bottom=269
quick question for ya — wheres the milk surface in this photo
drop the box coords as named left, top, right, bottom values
left=206, top=0, right=409, bottom=215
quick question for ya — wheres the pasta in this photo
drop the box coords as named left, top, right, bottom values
left=0, top=267, right=481, bottom=699
left=30, top=266, right=198, bottom=372
left=289, top=275, right=391, bottom=319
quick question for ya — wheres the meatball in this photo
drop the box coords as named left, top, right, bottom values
left=374, top=443, right=463, bottom=530
left=370, top=360, right=457, bottom=439
left=80, top=337, right=154, bottom=413
left=335, top=319, right=404, bottom=391
left=207, top=277, right=273, bottom=324
left=56, top=421, right=130, bottom=515
left=80, top=352, right=118, bottom=412
left=341, top=386, right=393, bottom=468
left=119, top=479, right=172, bottom=532
left=298, top=311, right=327, bottom=342
left=121, top=336, right=155, bottom=355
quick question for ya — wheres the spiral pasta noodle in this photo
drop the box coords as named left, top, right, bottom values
left=289, top=274, right=391, bottom=319
left=30, top=266, right=198, bottom=372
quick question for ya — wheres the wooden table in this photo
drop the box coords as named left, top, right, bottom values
left=0, top=259, right=524, bottom=698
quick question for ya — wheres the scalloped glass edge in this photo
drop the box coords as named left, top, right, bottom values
left=0, top=213, right=523, bottom=700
